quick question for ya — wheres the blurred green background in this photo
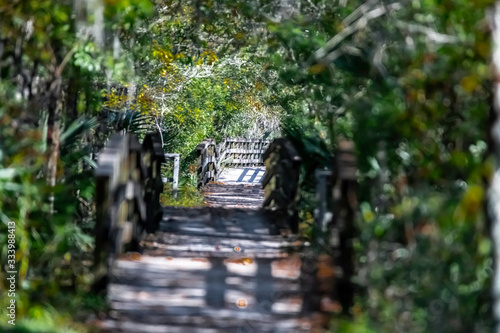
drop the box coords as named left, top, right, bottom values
left=0, top=0, right=494, bottom=332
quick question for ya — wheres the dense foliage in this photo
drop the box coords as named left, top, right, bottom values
left=255, top=1, right=493, bottom=332
left=0, top=0, right=495, bottom=332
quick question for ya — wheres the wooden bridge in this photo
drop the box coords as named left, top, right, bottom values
left=93, top=134, right=357, bottom=333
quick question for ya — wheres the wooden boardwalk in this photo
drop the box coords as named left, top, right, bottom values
left=216, top=167, right=265, bottom=185
left=98, top=174, right=321, bottom=333
left=91, top=135, right=358, bottom=332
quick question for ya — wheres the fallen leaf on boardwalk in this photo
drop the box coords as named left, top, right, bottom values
left=119, top=252, right=142, bottom=261
left=225, top=258, right=253, bottom=265
left=237, top=298, right=247, bottom=308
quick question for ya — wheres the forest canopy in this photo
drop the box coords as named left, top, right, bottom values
left=0, top=0, right=495, bottom=332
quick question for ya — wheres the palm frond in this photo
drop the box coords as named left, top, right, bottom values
left=60, top=116, right=98, bottom=170
left=159, top=125, right=179, bottom=152
left=108, top=110, right=151, bottom=134
left=60, top=117, right=98, bottom=148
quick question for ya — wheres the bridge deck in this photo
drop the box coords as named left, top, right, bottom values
left=217, top=167, right=265, bottom=185
left=99, top=168, right=321, bottom=333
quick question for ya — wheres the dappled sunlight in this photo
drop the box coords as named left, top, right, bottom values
left=0, top=0, right=495, bottom=332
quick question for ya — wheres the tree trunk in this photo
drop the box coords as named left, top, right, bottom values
left=46, top=73, right=62, bottom=214
left=66, top=66, right=79, bottom=122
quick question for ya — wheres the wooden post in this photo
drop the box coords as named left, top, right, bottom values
left=165, top=153, right=180, bottom=198
left=262, top=138, right=302, bottom=233
left=94, top=133, right=164, bottom=291
left=315, top=169, right=333, bottom=232
left=173, top=154, right=179, bottom=198
left=331, top=139, right=358, bottom=316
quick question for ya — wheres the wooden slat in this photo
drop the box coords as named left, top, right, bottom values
left=98, top=163, right=319, bottom=332
left=261, top=138, right=301, bottom=233
left=94, top=132, right=165, bottom=290
left=197, top=138, right=218, bottom=188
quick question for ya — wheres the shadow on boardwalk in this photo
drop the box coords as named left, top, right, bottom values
left=97, top=175, right=325, bottom=332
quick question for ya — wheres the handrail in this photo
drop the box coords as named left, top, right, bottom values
left=261, top=138, right=302, bottom=233
left=329, top=139, right=358, bottom=316
left=142, top=133, right=166, bottom=232
left=196, top=138, right=218, bottom=188
left=196, top=137, right=270, bottom=188
left=217, top=138, right=270, bottom=167
left=94, top=132, right=164, bottom=289
left=312, top=140, right=357, bottom=316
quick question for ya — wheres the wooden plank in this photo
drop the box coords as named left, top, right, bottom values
left=103, top=254, right=310, bottom=332
left=97, top=137, right=327, bottom=332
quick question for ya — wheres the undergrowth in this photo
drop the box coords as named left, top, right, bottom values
left=160, top=183, right=205, bottom=207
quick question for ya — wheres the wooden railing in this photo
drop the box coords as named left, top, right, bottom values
left=163, top=153, right=180, bottom=198
left=217, top=138, right=270, bottom=167
left=329, top=140, right=358, bottom=316
left=313, top=140, right=358, bottom=316
left=196, top=139, right=217, bottom=188
left=196, top=137, right=270, bottom=187
left=315, top=169, right=333, bottom=232
left=259, top=137, right=358, bottom=315
left=94, top=132, right=164, bottom=288
left=142, top=134, right=166, bottom=232
left=261, top=138, right=302, bottom=233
